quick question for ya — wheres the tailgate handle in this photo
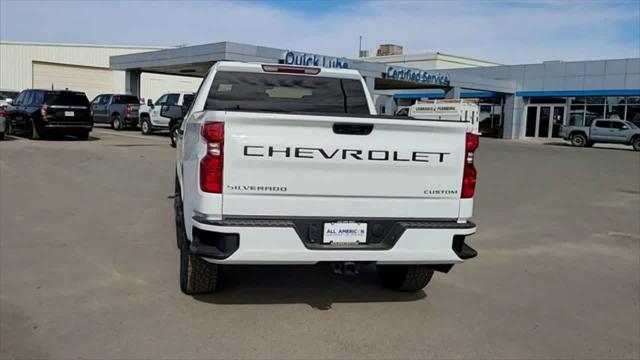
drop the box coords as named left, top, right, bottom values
left=333, top=123, right=373, bottom=135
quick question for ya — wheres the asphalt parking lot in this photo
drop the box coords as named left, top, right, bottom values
left=1, top=127, right=639, bottom=359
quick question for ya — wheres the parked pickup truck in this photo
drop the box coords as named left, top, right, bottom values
left=560, top=119, right=640, bottom=151
left=174, top=62, right=479, bottom=294
left=139, top=92, right=194, bottom=135
left=90, top=94, right=140, bottom=130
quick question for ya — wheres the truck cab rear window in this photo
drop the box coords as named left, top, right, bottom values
left=205, top=71, right=369, bottom=115
left=113, top=95, right=139, bottom=104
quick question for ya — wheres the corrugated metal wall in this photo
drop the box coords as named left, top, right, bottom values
left=0, top=42, right=201, bottom=100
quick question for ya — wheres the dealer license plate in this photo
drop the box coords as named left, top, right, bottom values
left=64, top=111, right=74, bottom=117
left=323, top=222, right=367, bottom=244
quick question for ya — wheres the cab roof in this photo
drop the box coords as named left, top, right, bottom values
left=214, top=61, right=364, bottom=80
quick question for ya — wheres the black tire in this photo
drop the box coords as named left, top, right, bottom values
left=27, top=119, right=40, bottom=140
left=377, top=265, right=434, bottom=291
left=180, top=247, right=221, bottom=295
left=75, top=130, right=90, bottom=141
left=111, top=114, right=123, bottom=131
left=633, top=137, right=640, bottom=151
left=570, top=133, right=587, bottom=147
left=175, top=175, right=185, bottom=249
left=140, top=116, right=153, bottom=135
left=0, top=132, right=4, bottom=140
left=175, top=175, right=221, bottom=294
left=170, top=126, right=178, bottom=147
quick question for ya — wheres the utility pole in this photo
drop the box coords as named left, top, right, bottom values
left=358, top=36, right=362, bottom=58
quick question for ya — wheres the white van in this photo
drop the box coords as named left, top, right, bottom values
left=409, top=99, right=480, bottom=134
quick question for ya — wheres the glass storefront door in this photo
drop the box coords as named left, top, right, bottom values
left=525, top=105, right=565, bottom=138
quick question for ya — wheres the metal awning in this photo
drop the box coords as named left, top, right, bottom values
left=110, top=41, right=516, bottom=94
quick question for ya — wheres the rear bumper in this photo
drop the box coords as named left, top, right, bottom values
left=123, top=115, right=139, bottom=126
left=43, top=123, right=92, bottom=130
left=189, top=216, right=477, bottom=265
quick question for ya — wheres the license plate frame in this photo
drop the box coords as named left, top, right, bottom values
left=64, top=111, right=74, bottom=117
left=322, top=222, right=367, bottom=245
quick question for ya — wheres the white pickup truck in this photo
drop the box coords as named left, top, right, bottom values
left=175, top=62, right=479, bottom=294
left=139, top=92, right=194, bottom=135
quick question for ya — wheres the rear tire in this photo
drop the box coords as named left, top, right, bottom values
left=111, top=114, right=123, bottom=131
left=377, top=265, right=434, bottom=291
left=633, top=137, right=640, bottom=151
left=180, top=247, right=221, bottom=295
left=140, top=116, right=153, bottom=135
left=570, top=133, right=587, bottom=147
left=28, top=119, right=40, bottom=140
left=170, top=125, right=178, bottom=147
left=75, top=130, right=90, bottom=141
left=0, top=132, right=4, bottom=140
left=175, top=175, right=185, bottom=249
left=175, top=174, right=221, bottom=294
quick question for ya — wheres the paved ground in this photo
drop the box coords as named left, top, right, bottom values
left=1, top=127, right=639, bottom=359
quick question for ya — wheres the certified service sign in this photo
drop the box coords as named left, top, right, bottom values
left=386, top=66, right=450, bottom=86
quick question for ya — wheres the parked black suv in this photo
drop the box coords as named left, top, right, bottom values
left=6, top=89, right=93, bottom=140
left=91, top=94, right=140, bottom=130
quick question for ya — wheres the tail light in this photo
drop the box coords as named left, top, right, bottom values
left=40, top=104, right=48, bottom=117
left=0, top=110, right=6, bottom=118
left=126, top=104, right=132, bottom=117
left=261, top=64, right=321, bottom=75
left=200, top=122, right=224, bottom=193
left=461, top=133, right=479, bottom=198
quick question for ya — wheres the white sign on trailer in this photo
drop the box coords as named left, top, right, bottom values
left=409, top=99, right=480, bottom=134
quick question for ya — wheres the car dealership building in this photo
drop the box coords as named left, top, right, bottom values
left=1, top=40, right=638, bottom=140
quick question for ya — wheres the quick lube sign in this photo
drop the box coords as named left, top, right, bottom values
left=386, top=66, right=450, bottom=86
left=282, top=51, right=350, bottom=69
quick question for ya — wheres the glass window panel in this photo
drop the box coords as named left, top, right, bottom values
left=627, top=96, right=640, bottom=104
left=606, top=96, right=626, bottom=119
left=538, top=107, right=551, bottom=137
left=607, top=96, right=626, bottom=105
left=526, top=107, right=537, bottom=137
left=627, top=105, right=640, bottom=122
left=585, top=104, right=605, bottom=126
left=528, top=97, right=566, bottom=104
left=569, top=105, right=585, bottom=126
left=586, top=97, right=606, bottom=104
left=569, top=112, right=584, bottom=126
left=610, top=121, right=625, bottom=129
left=569, top=97, right=586, bottom=105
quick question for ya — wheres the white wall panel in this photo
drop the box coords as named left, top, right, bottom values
left=33, top=62, right=115, bottom=100
left=0, top=42, right=201, bottom=100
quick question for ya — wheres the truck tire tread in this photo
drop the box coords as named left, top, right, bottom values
left=377, top=265, right=434, bottom=291
left=180, top=248, right=221, bottom=294
left=175, top=174, right=221, bottom=294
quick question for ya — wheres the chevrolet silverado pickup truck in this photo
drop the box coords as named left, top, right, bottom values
left=560, top=119, right=640, bottom=151
left=174, top=62, right=479, bottom=294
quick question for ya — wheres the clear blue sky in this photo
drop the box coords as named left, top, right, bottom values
left=1, top=0, right=639, bottom=64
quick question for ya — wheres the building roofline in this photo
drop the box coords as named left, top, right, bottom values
left=362, top=51, right=502, bottom=65
left=0, top=40, right=170, bottom=50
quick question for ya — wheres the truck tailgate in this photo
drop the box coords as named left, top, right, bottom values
left=221, top=112, right=466, bottom=218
